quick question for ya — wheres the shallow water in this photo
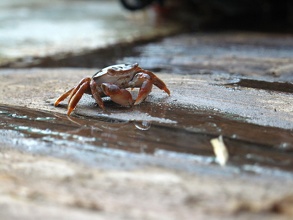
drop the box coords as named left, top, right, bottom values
left=1, top=104, right=292, bottom=177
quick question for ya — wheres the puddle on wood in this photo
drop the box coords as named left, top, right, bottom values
left=0, top=104, right=292, bottom=177
left=224, top=78, right=293, bottom=93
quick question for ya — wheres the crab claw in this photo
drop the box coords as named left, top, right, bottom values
left=101, top=83, right=133, bottom=107
left=134, top=79, right=153, bottom=105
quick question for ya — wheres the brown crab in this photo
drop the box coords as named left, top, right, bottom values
left=54, top=63, right=170, bottom=115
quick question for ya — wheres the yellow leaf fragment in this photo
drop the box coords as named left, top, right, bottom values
left=210, top=135, right=229, bottom=166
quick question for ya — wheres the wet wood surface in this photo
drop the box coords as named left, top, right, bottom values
left=1, top=32, right=293, bottom=219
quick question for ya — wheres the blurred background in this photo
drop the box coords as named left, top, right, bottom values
left=120, top=0, right=293, bottom=29
left=1, top=0, right=293, bottom=67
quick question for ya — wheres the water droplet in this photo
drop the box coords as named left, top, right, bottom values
left=134, top=121, right=151, bottom=131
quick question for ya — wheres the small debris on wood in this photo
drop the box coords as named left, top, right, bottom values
left=210, top=135, right=229, bottom=166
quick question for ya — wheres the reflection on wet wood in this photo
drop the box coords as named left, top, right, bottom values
left=1, top=104, right=292, bottom=175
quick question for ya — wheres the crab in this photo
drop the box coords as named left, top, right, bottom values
left=54, top=63, right=170, bottom=115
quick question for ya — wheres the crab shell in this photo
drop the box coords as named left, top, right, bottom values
left=92, top=63, right=144, bottom=90
left=54, top=63, right=170, bottom=115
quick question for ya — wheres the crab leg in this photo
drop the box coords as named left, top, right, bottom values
left=54, top=87, right=74, bottom=107
left=67, top=78, right=91, bottom=105
left=140, top=69, right=170, bottom=95
left=90, top=80, right=105, bottom=110
left=101, top=83, right=133, bottom=107
left=54, top=77, right=91, bottom=108
left=67, top=80, right=91, bottom=115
